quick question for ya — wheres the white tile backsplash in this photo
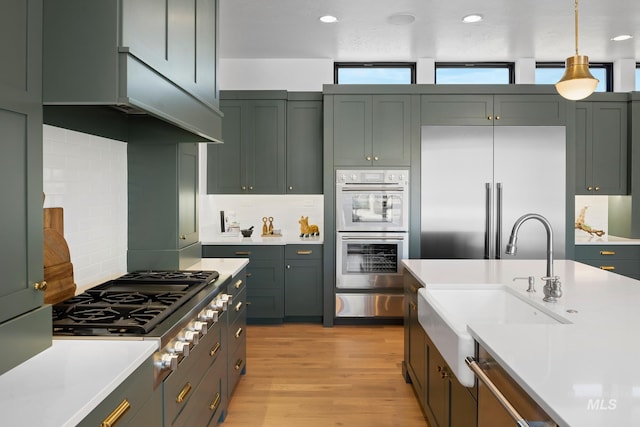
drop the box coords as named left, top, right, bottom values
left=43, top=125, right=128, bottom=287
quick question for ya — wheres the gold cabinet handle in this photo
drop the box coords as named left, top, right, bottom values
left=594, top=186, right=600, bottom=191
left=587, top=186, right=593, bottom=191
left=176, top=382, right=192, bottom=403
left=179, top=235, right=187, bottom=240
left=34, top=281, right=48, bottom=291
left=209, top=392, right=221, bottom=411
left=234, top=279, right=243, bottom=289
left=210, top=342, right=221, bottom=357
left=366, top=156, right=372, bottom=161
left=235, top=251, right=251, bottom=256
left=288, top=186, right=293, bottom=190
left=374, top=156, right=379, bottom=161
left=235, top=359, right=244, bottom=370
left=100, top=399, right=130, bottom=427
left=487, top=115, right=493, bottom=120
left=296, top=250, right=313, bottom=255
left=249, top=186, right=254, bottom=190
left=234, top=301, right=243, bottom=312
left=410, top=285, right=419, bottom=294
left=599, top=266, right=615, bottom=271
left=495, top=115, right=500, bottom=120
left=241, top=186, right=247, bottom=190
left=246, top=272, right=252, bottom=278
left=235, top=327, right=243, bottom=339
left=409, top=301, right=417, bottom=311
left=600, top=251, right=616, bottom=256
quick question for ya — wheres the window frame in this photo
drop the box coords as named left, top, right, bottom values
left=536, top=61, right=613, bottom=92
left=334, top=62, right=417, bottom=84
left=434, top=62, right=515, bottom=84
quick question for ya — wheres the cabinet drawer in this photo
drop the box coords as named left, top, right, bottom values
left=228, top=286, right=247, bottom=330
left=578, top=259, right=640, bottom=276
left=228, top=337, right=247, bottom=397
left=228, top=314, right=247, bottom=369
left=203, top=245, right=283, bottom=260
left=285, top=244, right=322, bottom=259
left=575, top=245, right=640, bottom=260
left=78, top=357, right=154, bottom=427
left=228, top=268, right=247, bottom=299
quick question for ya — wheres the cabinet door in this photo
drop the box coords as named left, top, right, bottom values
left=285, top=246, right=323, bottom=318
left=450, top=375, right=477, bottom=427
left=427, top=338, right=450, bottom=427
left=575, top=103, right=590, bottom=194
left=179, top=143, right=199, bottom=248
left=207, top=100, right=244, bottom=194
left=493, top=95, right=565, bottom=126
left=248, top=100, right=286, bottom=193
left=421, top=95, right=494, bottom=126
left=286, top=100, right=323, bottom=194
left=406, top=295, right=427, bottom=404
left=372, top=95, right=411, bottom=166
left=333, top=95, right=373, bottom=166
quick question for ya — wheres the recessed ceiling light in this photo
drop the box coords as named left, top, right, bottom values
left=388, top=13, right=415, bottom=25
left=462, top=14, right=483, bottom=23
left=611, top=34, right=632, bottom=41
left=319, top=15, right=338, bottom=23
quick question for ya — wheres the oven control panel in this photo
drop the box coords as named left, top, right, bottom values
left=336, top=169, right=408, bottom=184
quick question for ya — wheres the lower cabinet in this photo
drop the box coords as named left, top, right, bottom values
left=403, top=271, right=478, bottom=427
left=77, top=356, right=161, bottom=427
left=227, top=267, right=248, bottom=397
left=285, top=245, right=323, bottom=321
left=575, top=245, right=640, bottom=280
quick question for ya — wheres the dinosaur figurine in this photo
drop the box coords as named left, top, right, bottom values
left=575, top=206, right=605, bottom=237
left=299, top=216, right=320, bottom=238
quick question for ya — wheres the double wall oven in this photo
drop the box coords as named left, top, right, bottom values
left=335, top=169, right=409, bottom=318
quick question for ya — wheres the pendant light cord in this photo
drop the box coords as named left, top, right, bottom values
left=574, top=0, right=579, bottom=55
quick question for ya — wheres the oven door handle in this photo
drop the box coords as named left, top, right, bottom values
left=340, top=186, right=405, bottom=192
left=340, top=236, right=405, bottom=241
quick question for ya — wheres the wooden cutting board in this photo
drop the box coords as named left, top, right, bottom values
left=44, top=262, right=76, bottom=304
left=43, top=228, right=72, bottom=267
left=43, top=207, right=76, bottom=304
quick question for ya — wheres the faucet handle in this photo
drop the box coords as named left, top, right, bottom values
left=513, top=276, right=536, bottom=293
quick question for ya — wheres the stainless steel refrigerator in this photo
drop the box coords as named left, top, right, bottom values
left=420, top=125, right=566, bottom=259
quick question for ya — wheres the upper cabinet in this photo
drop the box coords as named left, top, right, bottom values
left=0, top=0, right=52, bottom=375
left=208, top=92, right=287, bottom=194
left=421, top=94, right=566, bottom=126
left=333, top=94, right=411, bottom=166
left=286, top=93, right=323, bottom=194
left=575, top=99, right=628, bottom=195
left=43, top=0, right=222, bottom=142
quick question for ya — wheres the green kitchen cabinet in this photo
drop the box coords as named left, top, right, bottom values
left=284, top=245, right=323, bottom=321
left=202, top=246, right=285, bottom=322
left=575, top=245, right=640, bottom=280
left=207, top=93, right=286, bottom=194
left=333, top=94, right=411, bottom=166
left=286, top=93, right=323, bottom=194
left=43, top=0, right=222, bottom=142
left=0, top=0, right=52, bottom=376
left=575, top=100, right=628, bottom=195
left=128, top=128, right=200, bottom=271
left=421, top=94, right=566, bottom=126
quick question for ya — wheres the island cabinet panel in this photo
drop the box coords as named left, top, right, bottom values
left=421, top=94, right=565, bottom=126
left=575, top=101, right=628, bottom=195
left=202, top=246, right=285, bottom=323
left=77, top=356, right=160, bottom=427
left=403, top=272, right=427, bottom=409
left=0, top=0, right=52, bottom=376
left=207, top=96, right=286, bottom=194
left=333, top=94, right=411, bottom=166
left=284, top=245, right=323, bottom=321
left=286, top=95, right=324, bottom=194
left=575, top=245, right=640, bottom=280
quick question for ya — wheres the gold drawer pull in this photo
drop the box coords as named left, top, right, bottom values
left=234, top=301, right=243, bottom=312
left=410, top=285, right=419, bottom=294
left=100, top=399, right=130, bottom=427
left=209, top=392, right=221, bottom=411
left=235, top=359, right=244, bottom=370
left=409, top=301, right=417, bottom=311
left=235, top=327, right=243, bottom=338
left=246, top=272, right=252, bottom=278
left=235, top=251, right=251, bottom=256
left=234, top=279, right=243, bottom=289
left=210, top=342, right=221, bottom=357
left=600, top=251, right=616, bottom=256
left=296, top=250, right=313, bottom=255
left=176, top=382, right=192, bottom=403
left=599, top=266, right=615, bottom=271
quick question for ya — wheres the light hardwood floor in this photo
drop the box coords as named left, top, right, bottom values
left=222, top=323, right=428, bottom=427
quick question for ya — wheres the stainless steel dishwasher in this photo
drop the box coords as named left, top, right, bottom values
left=467, top=345, right=558, bottom=427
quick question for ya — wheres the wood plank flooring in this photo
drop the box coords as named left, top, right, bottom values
left=222, top=323, right=428, bottom=427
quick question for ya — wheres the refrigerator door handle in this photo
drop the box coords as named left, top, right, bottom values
left=485, top=183, right=492, bottom=259
left=496, top=182, right=503, bottom=259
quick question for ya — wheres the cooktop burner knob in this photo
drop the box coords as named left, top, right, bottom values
left=193, top=321, right=208, bottom=335
left=183, top=330, right=199, bottom=345
left=200, top=308, right=218, bottom=322
left=161, top=353, right=178, bottom=370
left=173, top=341, right=190, bottom=357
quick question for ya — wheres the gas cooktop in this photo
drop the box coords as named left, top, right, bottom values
left=52, top=270, right=219, bottom=336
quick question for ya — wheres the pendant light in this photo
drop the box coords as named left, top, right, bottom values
left=555, top=0, right=598, bottom=100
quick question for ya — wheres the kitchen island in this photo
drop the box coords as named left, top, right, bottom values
left=403, top=259, right=640, bottom=427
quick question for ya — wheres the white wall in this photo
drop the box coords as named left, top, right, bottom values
left=220, top=58, right=333, bottom=91
left=43, top=125, right=128, bottom=288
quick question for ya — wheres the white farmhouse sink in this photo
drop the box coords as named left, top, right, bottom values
left=417, top=284, right=570, bottom=387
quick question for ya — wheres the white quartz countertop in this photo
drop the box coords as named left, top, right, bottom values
left=200, top=233, right=323, bottom=245
left=0, top=339, right=157, bottom=427
left=575, top=234, right=640, bottom=245
left=403, top=259, right=640, bottom=427
left=185, top=257, right=249, bottom=277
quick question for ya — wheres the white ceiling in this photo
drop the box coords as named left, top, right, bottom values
left=219, top=0, right=640, bottom=63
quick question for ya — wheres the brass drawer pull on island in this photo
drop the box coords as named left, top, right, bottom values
left=409, top=301, right=417, bottom=311
left=235, top=359, right=244, bottom=370
left=176, top=382, right=192, bottom=403
left=234, top=279, right=243, bottom=289
left=600, top=266, right=615, bottom=271
left=234, top=301, right=243, bottom=312
left=296, top=250, right=313, bottom=255
left=235, top=327, right=243, bottom=338
left=100, top=399, right=130, bottom=427
left=210, top=341, right=221, bottom=357
left=600, top=251, right=616, bottom=256
left=209, top=392, right=221, bottom=411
